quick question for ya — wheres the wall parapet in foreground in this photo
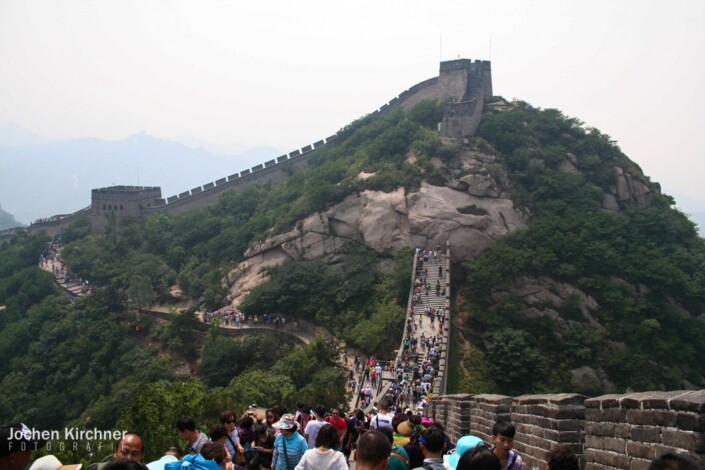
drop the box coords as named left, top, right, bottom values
left=426, top=390, right=705, bottom=469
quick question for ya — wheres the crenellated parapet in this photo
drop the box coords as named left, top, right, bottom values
left=426, top=390, right=705, bottom=470
left=27, top=58, right=492, bottom=235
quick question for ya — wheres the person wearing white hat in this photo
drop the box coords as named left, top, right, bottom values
left=29, top=455, right=82, bottom=470
left=271, top=414, right=307, bottom=470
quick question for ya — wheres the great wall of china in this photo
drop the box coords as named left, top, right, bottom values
left=12, top=58, right=491, bottom=238
left=10, top=58, right=705, bottom=468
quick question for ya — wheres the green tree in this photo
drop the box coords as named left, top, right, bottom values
left=117, top=379, right=207, bottom=461
left=228, top=370, right=295, bottom=409
left=482, top=328, right=549, bottom=395
left=127, top=275, right=154, bottom=313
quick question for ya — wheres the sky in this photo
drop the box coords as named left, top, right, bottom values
left=1, top=0, right=703, bottom=215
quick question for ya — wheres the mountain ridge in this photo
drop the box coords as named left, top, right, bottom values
left=0, top=129, right=279, bottom=224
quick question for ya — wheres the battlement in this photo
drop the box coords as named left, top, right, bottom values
left=27, top=57, right=493, bottom=236
left=439, top=58, right=491, bottom=73
left=92, top=185, right=162, bottom=198
left=428, top=391, right=705, bottom=469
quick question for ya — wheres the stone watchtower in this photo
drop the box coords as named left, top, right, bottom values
left=90, top=185, right=164, bottom=231
left=439, top=59, right=492, bottom=138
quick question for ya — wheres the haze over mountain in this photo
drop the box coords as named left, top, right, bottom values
left=0, top=123, right=280, bottom=224
left=0, top=204, right=22, bottom=230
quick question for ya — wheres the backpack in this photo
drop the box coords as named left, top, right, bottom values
left=507, top=451, right=518, bottom=469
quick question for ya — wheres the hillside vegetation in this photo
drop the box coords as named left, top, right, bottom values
left=455, top=103, right=705, bottom=395
left=1, top=98, right=704, bottom=451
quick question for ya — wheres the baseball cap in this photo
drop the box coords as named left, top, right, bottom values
left=0, top=423, right=46, bottom=457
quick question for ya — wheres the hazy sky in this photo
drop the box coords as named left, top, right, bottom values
left=1, top=1, right=703, bottom=212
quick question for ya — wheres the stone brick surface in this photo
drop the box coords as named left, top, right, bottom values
left=431, top=390, right=705, bottom=469
left=662, top=429, right=705, bottom=452
left=627, top=409, right=678, bottom=426
left=631, top=426, right=661, bottom=443
left=677, top=412, right=705, bottom=432
left=626, top=441, right=657, bottom=460
left=603, top=437, right=626, bottom=453
left=670, top=390, right=705, bottom=413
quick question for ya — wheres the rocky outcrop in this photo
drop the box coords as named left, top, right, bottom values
left=226, top=148, right=660, bottom=307
left=603, top=166, right=658, bottom=211
left=227, top=173, right=528, bottom=305
left=490, top=276, right=602, bottom=330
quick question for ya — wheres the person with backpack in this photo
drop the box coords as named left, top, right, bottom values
left=490, top=422, right=523, bottom=470
left=370, top=399, right=394, bottom=431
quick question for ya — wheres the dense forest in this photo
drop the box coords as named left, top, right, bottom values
left=454, top=103, right=705, bottom=395
left=1, top=98, right=705, bottom=461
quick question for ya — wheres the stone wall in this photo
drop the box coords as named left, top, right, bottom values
left=426, top=390, right=705, bottom=470
left=584, top=391, right=705, bottom=470
left=26, top=58, right=492, bottom=237
left=433, top=241, right=453, bottom=396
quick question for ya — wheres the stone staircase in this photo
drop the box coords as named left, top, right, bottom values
left=410, top=252, right=447, bottom=384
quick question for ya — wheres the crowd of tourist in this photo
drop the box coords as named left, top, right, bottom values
left=2, top=409, right=700, bottom=470
left=202, top=309, right=292, bottom=329
left=39, top=241, right=92, bottom=293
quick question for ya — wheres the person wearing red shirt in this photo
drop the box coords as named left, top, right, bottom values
left=325, top=409, right=348, bottom=446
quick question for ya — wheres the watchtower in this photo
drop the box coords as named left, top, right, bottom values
left=91, top=185, right=164, bottom=230
left=439, top=59, right=493, bottom=138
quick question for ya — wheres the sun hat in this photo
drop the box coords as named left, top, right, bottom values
left=272, top=413, right=297, bottom=431
left=397, top=420, right=413, bottom=437
left=443, top=435, right=485, bottom=470
left=29, top=455, right=82, bottom=470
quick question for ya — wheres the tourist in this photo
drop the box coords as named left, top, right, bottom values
left=490, top=422, right=523, bottom=470
left=219, top=411, right=243, bottom=463
left=456, top=445, right=500, bottom=470
left=86, top=433, right=145, bottom=470
left=272, top=414, right=308, bottom=470
left=649, top=451, right=700, bottom=470
left=200, top=442, right=229, bottom=470
left=354, top=430, right=391, bottom=470
left=176, top=417, right=210, bottom=455
left=325, top=409, right=348, bottom=445
left=249, top=424, right=275, bottom=470
left=412, top=426, right=445, bottom=470
left=370, top=398, right=394, bottom=431
left=294, top=424, right=347, bottom=470
left=304, top=405, right=327, bottom=449
left=545, top=445, right=578, bottom=470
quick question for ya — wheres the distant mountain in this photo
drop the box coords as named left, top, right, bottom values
left=0, top=204, right=23, bottom=230
left=0, top=122, right=49, bottom=147
left=691, top=213, right=705, bottom=236
left=0, top=132, right=280, bottom=224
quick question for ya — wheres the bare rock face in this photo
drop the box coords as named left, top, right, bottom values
left=604, top=166, right=658, bottom=210
left=226, top=150, right=657, bottom=308
left=227, top=180, right=528, bottom=306
left=570, top=366, right=618, bottom=394
left=490, top=276, right=602, bottom=330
